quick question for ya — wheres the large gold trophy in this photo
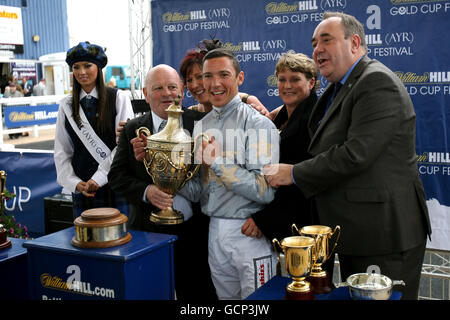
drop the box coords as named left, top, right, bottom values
left=136, top=98, right=205, bottom=225
left=293, top=224, right=341, bottom=294
left=272, top=236, right=316, bottom=300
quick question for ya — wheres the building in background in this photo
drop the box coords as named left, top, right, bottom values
left=0, top=0, right=69, bottom=94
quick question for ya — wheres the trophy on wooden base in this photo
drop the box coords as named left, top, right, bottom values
left=293, top=224, right=341, bottom=294
left=272, top=236, right=316, bottom=300
left=72, top=207, right=132, bottom=248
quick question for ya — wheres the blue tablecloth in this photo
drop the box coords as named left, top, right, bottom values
left=0, top=237, right=29, bottom=299
left=246, top=276, right=401, bottom=300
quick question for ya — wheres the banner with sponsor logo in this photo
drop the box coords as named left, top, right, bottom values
left=152, top=0, right=450, bottom=251
left=10, top=62, right=37, bottom=82
left=0, top=151, right=61, bottom=236
left=3, top=104, right=59, bottom=128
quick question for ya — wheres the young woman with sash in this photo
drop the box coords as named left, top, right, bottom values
left=54, top=42, right=134, bottom=217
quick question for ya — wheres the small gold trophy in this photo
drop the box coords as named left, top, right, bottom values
left=137, top=98, right=205, bottom=225
left=293, top=224, right=341, bottom=294
left=272, top=236, right=315, bottom=300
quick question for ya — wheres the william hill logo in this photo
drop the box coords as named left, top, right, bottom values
left=265, top=1, right=318, bottom=14
left=8, top=110, right=57, bottom=122
left=429, top=71, right=450, bottom=83
left=9, top=112, right=34, bottom=122
left=222, top=41, right=261, bottom=52
left=394, top=71, right=450, bottom=84
left=418, top=152, right=450, bottom=164
left=40, top=273, right=71, bottom=291
left=394, top=71, right=428, bottom=83
left=162, top=10, right=206, bottom=23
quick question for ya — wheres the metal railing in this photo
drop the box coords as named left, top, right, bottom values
left=331, top=249, right=450, bottom=300
left=0, top=95, right=65, bottom=145
left=419, top=249, right=450, bottom=300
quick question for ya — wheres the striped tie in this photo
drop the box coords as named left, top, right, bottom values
left=158, top=119, right=167, bottom=132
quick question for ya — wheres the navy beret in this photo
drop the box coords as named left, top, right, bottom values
left=65, top=42, right=108, bottom=69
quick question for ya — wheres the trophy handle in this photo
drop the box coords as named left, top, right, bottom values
left=176, top=133, right=210, bottom=190
left=291, top=223, right=300, bottom=235
left=272, top=238, right=282, bottom=261
left=0, top=170, right=6, bottom=203
left=193, top=133, right=210, bottom=154
left=178, top=163, right=201, bottom=191
left=327, top=225, right=341, bottom=260
left=136, top=126, right=151, bottom=139
left=136, top=126, right=152, bottom=171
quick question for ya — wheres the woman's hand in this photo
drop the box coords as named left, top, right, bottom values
left=76, top=180, right=98, bottom=197
left=241, top=217, right=263, bottom=238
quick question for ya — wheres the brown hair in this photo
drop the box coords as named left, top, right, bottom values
left=179, top=38, right=223, bottom=83
left=203, top=48, right=241, bottom=76
left=275, top=50, right=319, bottom=91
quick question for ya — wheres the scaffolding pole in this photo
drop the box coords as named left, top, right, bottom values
left=128, top=0, right=153, bottom=99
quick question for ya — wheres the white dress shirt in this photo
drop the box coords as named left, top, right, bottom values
left=54, top=88, right=134, bottom=192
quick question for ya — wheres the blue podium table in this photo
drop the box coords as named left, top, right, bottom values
left=246, top=276, right=402, bottom=300
left=23, top=228, right=177, bottom=300
left=0, top=238, right=28, bottom=300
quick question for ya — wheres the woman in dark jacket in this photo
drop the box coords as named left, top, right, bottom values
left=244, top=51, right=319, bottom=242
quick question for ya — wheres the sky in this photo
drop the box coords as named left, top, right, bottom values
left=66, top=0, right=131, bottom=66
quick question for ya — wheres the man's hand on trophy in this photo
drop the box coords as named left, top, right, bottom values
left=146, top=184, right=173, bottom=210
left=195, top=136, right=221, bottom=167
left=263, top=164, right=294, bottom=188
left=131, top=133, right=147, bottom=162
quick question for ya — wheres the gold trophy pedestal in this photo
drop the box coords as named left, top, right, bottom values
left=307, top=272, right=335, bottom=294
left=285, top=278, right=315, bottom=300
left=273, top=236, right=316, bottom=301
left=150, top=207, right=184, bottom=225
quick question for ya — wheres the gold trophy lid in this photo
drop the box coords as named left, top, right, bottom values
left=149, top=97, right=192, bottom=144
left=74, top=207, right=128, bottom=228
left=281, top=236, right=315, bottom=248
left=301, top=225, right=332, bottom=235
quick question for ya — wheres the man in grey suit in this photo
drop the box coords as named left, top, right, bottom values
left=265, top=12, right=431, bottom=299
left=33, top=78, right=46, bottom=96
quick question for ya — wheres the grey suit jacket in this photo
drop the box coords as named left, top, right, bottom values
left=293, top=56, right=431, bottom=256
